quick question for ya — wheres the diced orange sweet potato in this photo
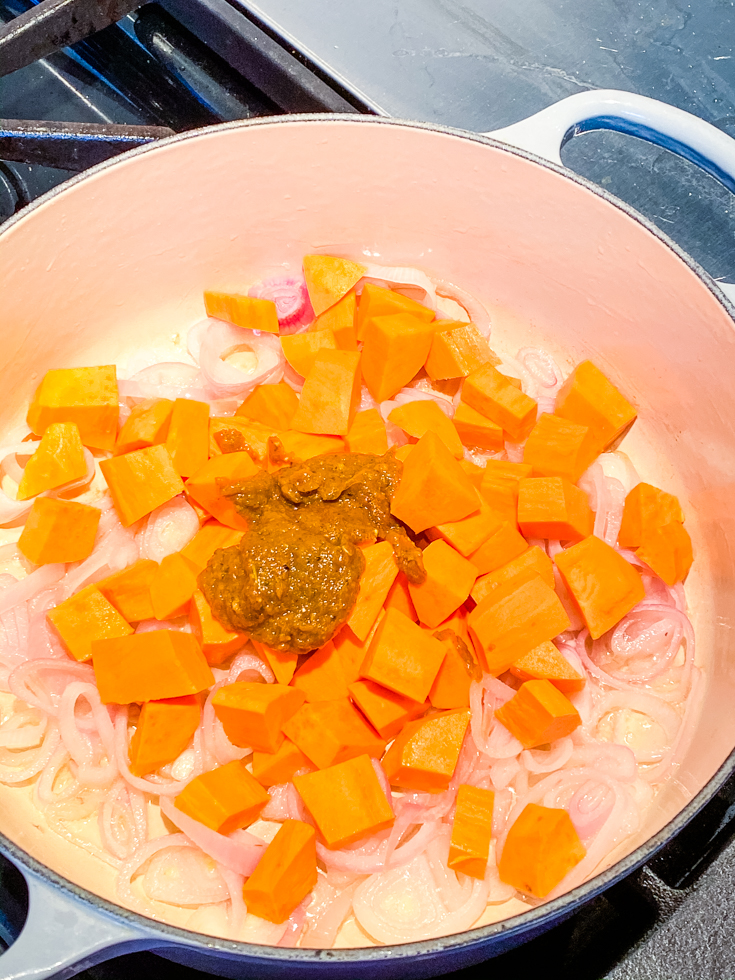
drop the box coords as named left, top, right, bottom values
left=388, top=399, right=463, bottom=459
left=453, top=402, right=504, bottom=452
left=459, top=458, right=486, bottom=490
left=203, top=291, right=279, bottom=333
left=303, top=255, right=367, bottom=316
left=212, top=683, right=305, bottom=753
left=290, top=350, right=361, bottom=436
left=360, top=607, right=447, bottom=702
left=429, top=629, right=480, bottom=710
left=471, top=546, right=555, bottom=605
left=251, top=640, right=300, bottom=687
left=100, top=445, right=184, bottom=526
left=523, top=413, right=597, bottom=483
left=18, top=497, right=100, bottom=565
left=189, top=589, right=246, bottom=665
left=555, top=360, right=636, bottom=454
left=448, top=784, right=495, bottom=879
left=390, top=431, right=479, bottom=533
left=282, top=698, right=385, bottom=769
left=510, top=640, right=585, bottom=693
left=308, top=289, right=358, bottom=350
left=383, top=572, right=418, bottom=622
left=184, top=452, right=259, bottom=530
left=498, top=803, right=585, bottom=898
left=236, top=382, right=299, bottom=430
left=174, top=759, right=269, bottom=833
left=346, top=408, right=388, bottom=455
left=349, top=679, right=425, bottom=739
left=281, top=330, right=338, bottom=378
left=332, top=613, right=384, bottom=684
left=294, top=754, right=395, bottom=849
left=468, top=519, right=528, bottom=575
left=209, top=416, right=272, bottom=461
left=251, top=736, right=316, bottom=787
left=468, top=576, right=571, bottom=675
left=47, top=584, right=133, bottom=662
left=27, top=365, right=118, bottom=452
left=180, top=521, right=242, bottom=575
left=165, top=399, right=210, bottom=478
left=150, top=552, right=198, bottom=620
left=291, top=641, right=349, bottom=702
left=382, top=708, right=470, bottom=793
left=495, top=678, right=581, bottom=748
left=617, top=482, right=685, bottom=548
left=93, top=630, right=214, bottom=703
left=429, top=491, right=502, bottom=558
left=463, top=363, right=537, bottom=443
left=347, top=541, right=398, bottom=642
left=635, top=520, right=693, bottom=586
left=355, top=282, right=434, bottom=342
left=276, top=430, right=345, bottom=463
left=241, top=820, right=317, bottom=923
left=479, top=460, right=533, bottom=524
left=97, top=559, right=158, bottom=622
left=128, top=695, right=201, bottom=776
left=115, top=398, right=173, bottom=455
left=425, top=322, right=499, bottom=380
left=408, top=540, right=477, bottom=629
left=517, top=477, right=594, bottom=543
left=554, top=535, right=645, bottom=639
left=361, top=313, right=437, bottom=402
left=17, top=422, right=88, bottom=500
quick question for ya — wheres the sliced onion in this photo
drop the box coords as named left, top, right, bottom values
left=432, top=279, right=491, bottom=336
left=119, top=362, right=207, bottom=403
left=249, top=276, right=314, bottom=332
left=143, top=844, right=229, bottom=905
left=117, top=833, right=193, bottom=918
left=361, top=264, right=437, bottom=311
left=188, top=319, right=284, bottom=399
left=0, top=564, right=65, bottom=615
left=139, top=496, right=200, bottom=562
left=302, top=875, right=357, bottom=949
left=159, top=795, right=265, bottom=876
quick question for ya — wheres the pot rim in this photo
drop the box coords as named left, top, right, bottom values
left=1, top=111, right=733, bottom=961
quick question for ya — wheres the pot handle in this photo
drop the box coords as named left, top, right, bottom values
left=0, top=868, right=155, bottom=980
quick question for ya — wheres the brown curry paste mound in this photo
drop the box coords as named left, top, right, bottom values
left=198, top=452, right=425, bottom=653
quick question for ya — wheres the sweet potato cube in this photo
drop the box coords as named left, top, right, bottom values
left=184, top=452, right=258, bottom=530
left=554, top=535, right=645, bottom=639
left=453, top=401, right=504, bottom=452
left=360, top=607, right=447, bottom=702
left=361, top=313, right=437, bottom=402
left=388, top=400, right=463, bottom=459
left=189, top=589, right=246, bottom=665
left=429, top=630, right=480, bottom=710
left=355, top=282, right=434, bottom=341
left=291, top=641, right=349, bottom=702
left=294, top=754, right=394, bottom=850
left=150, top=552, right=198, bottom=620
left=236, top=382, right=299, bottom=430
left=332, top=614, right=384, bottom=684
left=463, top=363, right=537, bottom=443
left=251, top=737, right=315, bottom=787
left=390, top=430, right=479, bottom=533
left=348, top=679, right=425, bottom=739
left=635, top=520, right=693, bottom=586
left=429, top=491, right=502, bottom=558
left=241, top=820, right=317, bottom=923
left=347, top=541, right=398, bottom=642
left=495, top=679, right=580, bottom=748
left=523, top=413, right=598, bottom=483
left=99, top=445, right=184, bottom=527
left=425, top=322, right=499, bottom=380
left=303, top=255, right=366, bottom=316
left=408, top=540, right=477, bottom=629
left=97, top=559, right=158, bottom=622
left=308, top=289, right=358, bottom=350
left=471, top=546, right=554, bottom=605
left=468, top=576, right=571, bottom=675
left=17, top=422, right=88, bottom=500
left=128, top=694, right=201, bottom=776
left=93, top=630, right=214, bottom=703
left=174, top=759, right=269, bottom=833
left=27, top=364, right=118, bottom=452
left=115, top=398, right=173, bottom=455
left=459, top=458, right=486, bottom=490
left=382, top=708, right=470, bottom=793
left=282, top=698, right=385, bottom=769
left=180, top=521, right=243, bottom=574
left=517, top=477, right=594, bottom=543
left=555, top=360, right=636, bottom=454
left=498, top=803, right=585, bottom=899
left=212, top=683, right=305, bottom=753
left=251, top=640, right=299, bottom=687
left=18, top=497, right=100, bottom=565
left=165, top=398, right=210, bottom=478
left=618, top=482, right=685, bottom=548
left=479, top=460, right=533, bottom=523
left=448, top=784, right=495, bottom=879
left=346, top=408, right=388, bottom=455
left=290, top=350, right=361, bottom=436
left=47, top=584, right=133, bottom=662
left=468, top=520, right=528, bottom=575
left=276, top=430, right=345, bottom=463
left=510, top=640, right=585, bottom=694
left=209, top=416, right=272, bottom=461
left=281, top=330, right=338, bottom=378
left=384, top=572, right=418, bottom=622
left=203, top=291, right=279, bottom=333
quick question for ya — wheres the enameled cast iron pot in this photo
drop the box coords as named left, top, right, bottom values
left=1, top=90, right=735, bottom=980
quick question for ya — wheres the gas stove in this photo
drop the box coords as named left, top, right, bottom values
left=2, top=2, right=735, bottom=976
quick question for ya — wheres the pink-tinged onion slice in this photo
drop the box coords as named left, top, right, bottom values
left=188, top=320, right=285, bottom=399
left=159, top=795, right=265, bottom=877
left=118, top=362, right=208, bottom=403
left=142, top=843, right=230, bottom=905
left=432, top=279, right=490, bottom=336
left=361, top=264, right=438, bottom=312
left=249, top=276, right=314, bottom=332
left=301, top=875, right=358, bottom=949
left=139, top=495, right=200, bottom=562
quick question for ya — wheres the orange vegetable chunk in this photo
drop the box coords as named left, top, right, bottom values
left=554, top=535, right=645, bottom=639
left=463, top=363, right=537, bottom=443
left=468, top=519, right=528, bottom=575
left=180, top=521, right=243, bottom=574
left=468, top=576, right=571, bottom=675
left=347, top=541, right=398, bottom=642
left=47, top=584, right=133, bottom=662
left=165, top=398, right=210, bottom=478
left=459, top=457, right=486, bottom=490
left=510, top=640, right=585, bottom=694
left=252, top=737, right=315, bottom=787
left=617, top=482, right=685, bottom=548
left=388, top=400, right=463, bottom=459
left=99, top=445, right=184, bottom=527
left=360, top=607, right=447, bottom=702
left=348, top=679, right=425, bottom=739
left=355, top=282, right=434, bottom=341
left=517, top=477, right=594, bottom=543
left=241, top=820, right=317, bottom=924
left=189, top=589, right=246, bottom=665
left=251, top=640, right=300, bottom=686
left=150, top=552, right=198, bottom=620
left=18, top=497, right=100, bottom=565
left=555, top=360, right=636, bottom=454
left=523, top=413, right=597, bottom=483
left=281, top=330, right=338, bottom=378
left=361, top=313, right=436, bottom=402
left=429, top=629, right=480, bottom=710
left=390, top=431, right=478, bottom=533
left=209, top=416, right=273, bottom=461
left=93, top=630, right=214, bottom=703
left=203, top=291, right=279, bottom=333
left=236, top=382, right=299, bottom=430
left=408, top=540, right=477, bottom=629
left=429, top=490, right=502, bottom=557
left=303, top=255, right=366, bottom=316
left=425, top=322, right=499, bottom=380
left=184, top=452, right=259, bottom=529
left=346, top=408, right=388, bottom=455
left=382, top=708, right=470, bottom=793
left=291, top=641, right=349, bottom=702
left=495, top=678, right=581, bottom=748
left=332, top=613, right=384, bottom=684
left=308, top=289, right=359, bottom=350
left=498, top=803, right=585, bottom=898
left=448, top=784, right=495, bottom=879
left=383, top=572, right=418, bottom=622
left=115, top=398, right=173, bottom=455
left=17, top=422, right=88, bottom=500
left=276, top=430, right=345, bottom=463
left=479, top=460, right=533, bottom=524
left=174, top=759, right=269, bottom=833
left=471, top=545, right=554, bottom=605
left=128, top=695, right=201, bottom=776
left=290, top=350, right=361, bottom=436
left=27, top=365, right=118, bottom=452
left=453, top=401, right=504, bottom=452
left=294, top=754, right=395, bottom=849
left=97, top=559, right=158, bottom=622
left=282, top=698, right=385, bottom=769
left=212, top=683, right=305, bottom=753
left=635, top=520, right=693, bottom=586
